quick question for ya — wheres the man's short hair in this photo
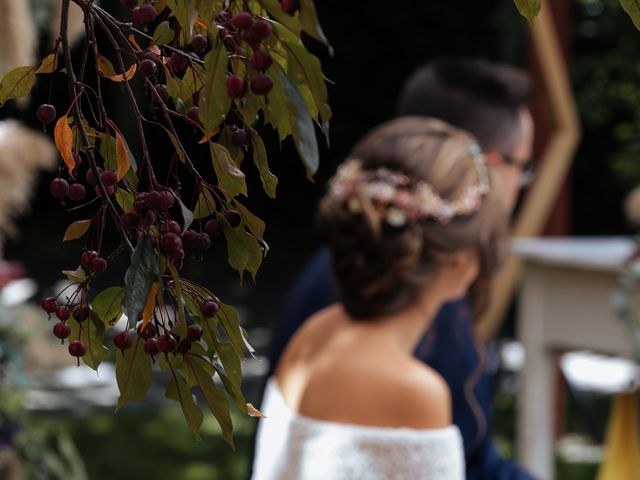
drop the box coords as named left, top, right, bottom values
left=396, top=59, right=534, bottom=152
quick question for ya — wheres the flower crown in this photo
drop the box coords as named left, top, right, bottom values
left=328, top=144, right=490, bottom=227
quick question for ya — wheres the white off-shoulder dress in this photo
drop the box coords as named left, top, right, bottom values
left=252, top=378, right=465, bottom=480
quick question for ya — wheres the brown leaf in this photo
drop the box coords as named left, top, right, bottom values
left=246, top=403, right=266, bottom=418
left=140, top=282, right=158, bottom=331
left=109, top=64, right=137, bottom=83
left=54, top=115, right=75, bottom=173
left=115, top=131, right=131, bottom=180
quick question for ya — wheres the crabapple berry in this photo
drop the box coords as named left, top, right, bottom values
left=204, top=218, right=221, bottom=238
left=36, top=104, right=56, bottom=124
left=68, top=340, right=87, bottom=357
left=249, top=50, right=273, bottom=71
left=156, top=333, right=178, bottom=353
left=250, top=74, right=273, bottom=95
left=226, top=75, right=246, bottom=99
left=114, top=331, right=133, bottom=351
left=160, top=232, right=182, bottom=254
left=53, top=322, right=71, bottom=340
left=186, top=324, right=203, bottom=341
left=50, top=178, right=69, bottom=198
left=41, top=297, right=58, bottom=313
left=140, top=58, right=157, bottom=77
left=230, top=12, right=253, bottom=30
left=201, top=298, right=220, bottom=317
left=224, top=209, right=242, bottom=227
left=250, top=20, right=272, bottom=41
left=68, top=183, right=86, bottom=201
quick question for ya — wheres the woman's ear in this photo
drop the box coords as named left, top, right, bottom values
left=446, top=248, right=480, bottom=290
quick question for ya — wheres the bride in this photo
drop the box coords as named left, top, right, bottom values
left=252, top=117, right=507, bottom=479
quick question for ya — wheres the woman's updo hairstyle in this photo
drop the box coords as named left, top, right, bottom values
left=318, top=116, right=507, bottom=319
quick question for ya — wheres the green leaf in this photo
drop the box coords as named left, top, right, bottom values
left=196, top=0, right=223, bottom=23
left=263, top=64, right=292, bottom=140
left=167, top=264, right=187, bottom=338
left=212, top=342, right=247, bottom=410
left=249, top=134, right=278, bottom=198
left=233, top=201, right=266, bottom=240
left=187, top=355, right=235, bottom=448
left=92, top=286, right=124, bottom=326
left=210, top=143, right=247, bottom=197
left=160, top=125, right=187, bottom=163
left=276, top=25, right=330, bottom=123
left=193, top=189, right=216, bottom=220
left=513, top=0, right=541, bottom=21
left=183, top=64, right=206, bottom=99
left=620, top=0, right=640, bottom=30
left=0, top=66, right=36, bottom=106
left=166, top=369, right=203, bottom=439
left=200, top=43, right=231, bottom=134
left=164, top=65, right=184, bottom=103
left=63, top=220, right=91, bottom=241
left=62, top=265, right=86, bottom=284
left=222, top=220, right=263, bottom=280
left=115, top=188, right=134, bottom=212
left=36, top=53, right=58, bottom=74
left=153, top=21, right=175, bottom=45
left=116, top=337, right=152, bottom=409
left=68, top=312, right=110, bottom=370
left=97, top=55, right=117, bottom=77
left=279, top=71, right=320, bottom=178
left=123, top=238, right=159, bottom=327
left=299, top=0, right=331, bottom=47
left=216, top=302, right=246, bottom=357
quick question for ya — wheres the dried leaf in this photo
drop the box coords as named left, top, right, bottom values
left=54, top=115, right=76, bottom=174
left=115, top=131, right=131, bottom=180
left=140, top=282, right=158, bottom=331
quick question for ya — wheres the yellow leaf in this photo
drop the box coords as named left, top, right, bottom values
left=115, top=131, right=131, bottom=180
left=62, top=265, right=86, bottom=283
left=63, top=219, right=91, bottom=241
left=128, top=34, right=143, bottom=52
left=97, top=55, right=116, bottom=76
left=197, top=127, right=220, bottom=144
left=108, top=64, right=137, bottom=82
left=54, top=115, right=75, bottom=173
left=246, top=403, right=265, bottom=418
left=140, top=282, right=158, bottom=332
left=36, top=53, right=58, bottom=74
left=195, top=17, right=208, bottom=30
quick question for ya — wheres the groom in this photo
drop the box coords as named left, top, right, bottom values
left=263, top=59, right=536, bottom=480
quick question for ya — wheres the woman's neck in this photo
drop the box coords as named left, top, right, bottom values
left=348, top=289, right=445, bottom=355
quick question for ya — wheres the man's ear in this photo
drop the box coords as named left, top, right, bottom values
left=485, top=151, right=502, bottom=167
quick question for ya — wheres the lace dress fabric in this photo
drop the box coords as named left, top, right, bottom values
left=252, top=378, right=466, bottom=480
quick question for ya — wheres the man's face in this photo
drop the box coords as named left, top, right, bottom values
left=486, top=108, right=534, bottom=213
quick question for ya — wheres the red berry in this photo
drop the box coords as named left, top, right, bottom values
left=72, top=304, right=89, bottom=322
left=139, top=58, right=157, bottom=77
left=230, top=12, right=253, bottom=30
left=89, top=256, right=108, bottom=273
left=53, top=322, right=71, bottom=340
left=37, top=104, right=56, bottom=124
left=73, top=152, right=83, bottom=168
left=156, top=333, right=178, bottom=353
left=186, top=106, right=201, bottom=125
left=139, top=4, right=157, bottom=22
left=160, top=232, right=182, bottom=254
left=155, top=84, right=170, bottom=103
left=172, top=249, right=185, bottom=263
left=114, top=331, right=133, bottom=350
left=226, top=75, right=246, bottom=99
left=182, top=230, right=199, bottom=251
left=163, top=220, right=182, bottom=235
left=50, top=178, right=69, bottom=198
left=249, top=50, right=273, bottom=71
left=141, top=210, right=156, bottom=227
left=250, top=20, right=272, bottom=41
left=250, top=74, right=273, bottom=95
left=137, top=322, right=156, bottom=339
left=143, top=337, right=159, bottom=355
left=230, top=128, right=250, bottom=146
left=68, top=340, right=87, bottom=357
left=224, top=209, right=242, bottom=227
left=160, top=191, right=175, bottom=210
left=41, top=297, right=58, bottom=313
left=204, top=219, right=221, bottom=238
left=81, top=250, right=98, bottom=268
left=68, top=183, right=86, bottom=201
left=191, top=34, right=208, bottom=51
left=85, top=167, right=102, bottom=186
left=167, top=52, right=189, bottom=72
left=201, top=298, right=219, bottom=317
left=198, top=232, right=211, bottom=252
left=101, top=170, right=117, bottom=187
left=281, top=0, right=300, bottom=15
left=56, top=306, right=70, bottom=321
left=120, top=0, right=136, bottom=6
left=134, top=192, right=148, bottom=214
left=144, top=191, right=162, bottom=209
left=186, top=324, right=203, bottom=342
left=121, top=212, right=139, bottom=230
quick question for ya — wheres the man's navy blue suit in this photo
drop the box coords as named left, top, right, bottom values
left=267, top=249, right=535, bottom=480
